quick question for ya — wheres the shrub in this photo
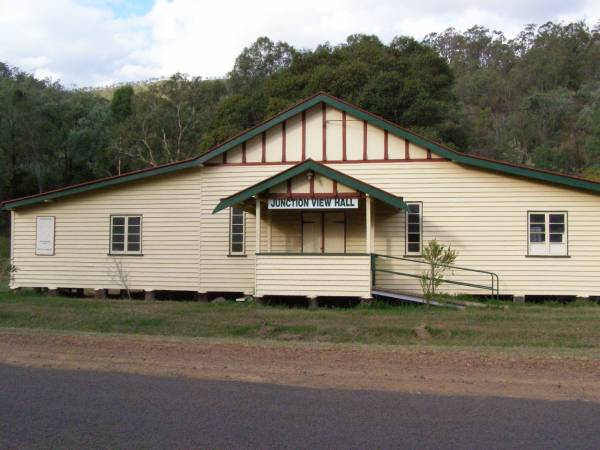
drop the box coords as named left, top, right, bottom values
left=419, top=239, right=458, bottom=302
left=0, top=259, right=18, bottom=288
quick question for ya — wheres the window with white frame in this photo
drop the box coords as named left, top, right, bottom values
left=405, top=202, right=422, bottom=255
left=528, top=212, right=567, bottom=256
left=229, top=208, right=245, bottom=255
left=110, top=216, right=142, bottom=255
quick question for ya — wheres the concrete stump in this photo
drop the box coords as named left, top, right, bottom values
left=197, top=293, right=209, bottom=303
left=94, top=289, right=107, bottom=299
left=308, top=296, right=319, bottom=309
left=144, top=290, right=155, bottom=301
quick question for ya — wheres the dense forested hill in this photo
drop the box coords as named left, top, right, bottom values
left=1, top=21, right=599, bottom=218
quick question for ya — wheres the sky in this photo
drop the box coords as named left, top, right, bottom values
left=0, top=0, right=598, bottom=87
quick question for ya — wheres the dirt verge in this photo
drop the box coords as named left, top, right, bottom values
left=1, top=329, right=599, bottom=402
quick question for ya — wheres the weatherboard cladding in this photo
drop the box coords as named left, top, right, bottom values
left=9, top=93, right=600, bottom=297
left=4, top=92, right=600, bottom=210
left=11, top=170, right=204, bottom=291
left=212, top=159, right=408, bottom=213
left=255, top=254, right=371, bottom=298
left=12, top=159, right=600, bottom=296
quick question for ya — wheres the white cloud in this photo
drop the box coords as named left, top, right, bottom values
left=0, top=0, right=148, bottom=86
left=0, top=0, right=598, bottom=87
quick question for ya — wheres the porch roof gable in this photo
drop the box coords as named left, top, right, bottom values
left=212, top=159, right=408, bottom=213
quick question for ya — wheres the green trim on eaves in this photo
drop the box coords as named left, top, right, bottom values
left=212, top=159, right=408, bottom=213
left=196, top=95, right=325, bottom=165
left=1, top=159, right=199, bottom=210
left=4, top=91, right=600, bottom=211
left=199, top=93, right=600, bottom=195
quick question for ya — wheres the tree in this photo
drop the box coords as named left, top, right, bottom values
left=126, top=74, right=227, bottom=166
left=583, top=102, right=600, bottom=167
left=424, top=22, right=600, bottom=172
left=68, top=100, right=113, bottom=180
left=0, top=66, right=23, bottom=202
left=3, top=21, right=600, bottom=219
left=203, top=34, right=467, bottom=150
left=230, top=37, right=296, bottom=89
left=0, top=64, right=112, bottom=207
left=111, top=85, right=134, bottom=122
left=109, top=257, right=131, bottom=300
left=109, top=85, right=136, bottom=175
left=0, top=260, right=17, bottom=288
left=419, top=239, right=458, bottom=302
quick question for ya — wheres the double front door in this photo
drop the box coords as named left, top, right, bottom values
left=302, top=212, right=346, bottom=253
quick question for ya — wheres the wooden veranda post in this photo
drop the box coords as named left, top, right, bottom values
left=366, top=195, right=373, bottom=254
left=267, top=208, right=272, bottom=253
left=255, top=196, right=261, bottom=254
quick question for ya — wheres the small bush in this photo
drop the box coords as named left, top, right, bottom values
left=419, top=239, right=458, bottom=301
left=0, top=259, right=17, bottom=290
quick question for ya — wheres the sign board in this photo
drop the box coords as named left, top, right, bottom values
left=36, top=216, right=55, bottom=255
left=268, top=197, right=358, bottom=210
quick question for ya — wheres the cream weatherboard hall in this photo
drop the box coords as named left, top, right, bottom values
left=3, top=93, right=600, bottom=302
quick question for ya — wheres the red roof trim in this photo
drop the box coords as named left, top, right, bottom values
left=4, top=90, right=600, bottom=210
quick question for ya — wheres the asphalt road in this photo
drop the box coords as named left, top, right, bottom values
left=1, top=364, right=599, bottom=449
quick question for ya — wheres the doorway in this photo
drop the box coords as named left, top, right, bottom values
left=301, top=212, right=346, bottom=253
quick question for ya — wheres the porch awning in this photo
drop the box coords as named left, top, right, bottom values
left=212, top=159, right=408, bottom=213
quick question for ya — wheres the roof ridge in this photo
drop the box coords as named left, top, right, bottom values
left=4, top=91, right=600, bottom=210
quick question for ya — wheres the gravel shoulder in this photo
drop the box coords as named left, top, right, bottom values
left=1, top=328, right=599, bottom=402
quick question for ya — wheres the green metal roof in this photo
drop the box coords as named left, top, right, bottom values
left=4, top=91, right=600, bottom=210
left=1, top=158, right=199, bottom=210
left=212, top=159, right=408, bottom=213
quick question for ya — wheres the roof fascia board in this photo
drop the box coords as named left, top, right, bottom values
left=321, top=96, right=600, bottom=193
left=5, top=92, right=600, bottom=211
left=2, top=159, right=198, bottom=210
left=199, top=93, right=600, bottom=194
left=194, top=93, right=458, bottom=166
left=196, top=95, right=324, bottom=165
left=449, top=155, right=600, bottom=192
left=212, top=160, right=408, bottom=213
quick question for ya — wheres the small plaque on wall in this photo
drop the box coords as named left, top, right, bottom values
left=36, top=216, right=55, bottom=256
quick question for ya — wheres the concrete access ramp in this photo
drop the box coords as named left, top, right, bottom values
left=372, top=289, right=465, bottom=310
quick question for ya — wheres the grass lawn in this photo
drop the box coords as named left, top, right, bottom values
left=1, top=290, right=599, bottom=350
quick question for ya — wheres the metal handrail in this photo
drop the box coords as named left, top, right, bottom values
left=371, top=253, right=499, bottom=300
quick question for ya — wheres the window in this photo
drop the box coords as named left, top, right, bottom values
left=229, top=208, right=245, bottom=255
left=405, top=202, right=422, bottom=255
left=110, top=216, right=142, bottom=255
left=528, top=212, right=567, bottom=256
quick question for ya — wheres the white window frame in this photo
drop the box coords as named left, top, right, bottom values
left=110, top=215, right=143, bottom=255
left=229, top=208, right=246, bottom=256
left=527, top=211, right=568, bottom=257
left=405, top=202, right=422, bottom=256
